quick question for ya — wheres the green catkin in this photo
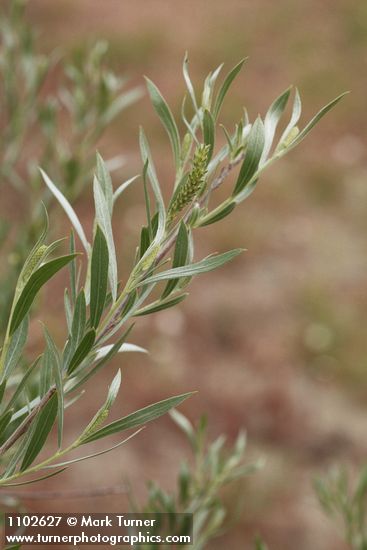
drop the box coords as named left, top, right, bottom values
left=21, top=244, right=47, bottom=282
left=167, top=145, right=209, bottom=225
left=79, top=409, right=109, bottom=441
left=140, top=244, right=160, bottom=271
left=279, top=126, right=299, bottom=150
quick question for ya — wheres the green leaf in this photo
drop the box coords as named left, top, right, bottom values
left=233, top=117, right=265, bottom=196
left=96, top=153, right=113, bottom=216
left=0, top=380, right=6, bottom=406
left=2, top=316, right=28, bottom=382
left=78, top=370, right=121, bottom=442
left=183, top=52, right=199, bottom=114
left=16, top=205, right=48, bottom=294
left=197, top=201, right=236, bottom=227
left=203, top=109, right=215, bottom=162
left=134, top=294, right=188, bottom=316
left=4, top=356, right=41, bottom=415
left=71, top=290, right=87, bottom=347
left=145, top=77, right=181, bottom=169
left=9, top=254, right=77, bottom=336
left=139, top=128, right=166, bottom=244
left=1, top=467, right=67, bottom=488
left=43, top=328, right=64, bottom=449
left=0, top=409, right=13, bottom=435
left=40, top=347, right=53, bottom=398
left=43, top=429, right=143, bottom=470
left=93, top=177, right=118, bottom=301
left=90, top=226, right=109, bottom=328
left=261, top=86, right=291, bottom=162
left=213, top=59, right=246, bottom=120
left=21, top=392, right=58, bottom=471
left=65, top=326, right=133, bottom=394
left=136, top=249, right=243, bottom=286
left=202, top=63, right=223, bottom=111
left=276, top=87, right=302, bottom=152
left=283, top=92, right=348, bottom=152
left=40, top=169, right=90, bottom=254
left=142, top=159, right=152, bottom=239
left=162, top=222, right=189, bottom=299
left=69, top=230, right=77, bottom=304
left=67, top=329, right=96, bottom=375
left=139, top=226, right=151, bottom=259
left=82, top=391, right=195, bottom=444
left=64, top=288, right=72, bottom=332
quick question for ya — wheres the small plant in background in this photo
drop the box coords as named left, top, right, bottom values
left=130, top=410, right=260, bottom=550
left=0, top=45, right=344, bottom=488
left=315, top=465, right=367, bottom=550
left=254, top=537, right=270, bottom=550
left=0, top=0, right=142, bottom=331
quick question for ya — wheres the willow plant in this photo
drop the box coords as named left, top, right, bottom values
left=0, top=0, right=142, bottom=331
left=315, top=465, right=367, bottom=550
left=131, top=411, right=260, bottom=550
left=0, top=54, right=345, bottom=489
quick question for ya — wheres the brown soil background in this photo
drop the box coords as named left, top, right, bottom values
left=4, top=1, right=367, bottom=548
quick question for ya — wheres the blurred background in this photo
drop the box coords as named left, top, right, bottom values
left=3, top=0, right=367, bottom=548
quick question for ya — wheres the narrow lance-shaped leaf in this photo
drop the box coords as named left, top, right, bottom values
left=40, top=169, right=90, bottom=254
left=96, top=153, right=114, bottom=216
left=67, top=329, right=96, bottom=376
left=40, top=347, right=52, bottom=398
left=203, top=109, right=215, bottom=163
left=64, top=289, right=72, bottom=333
left=9, top=254, right=77, bottom=336
left=90, top=225, right=109, bottom=328
left=21, top=392, right=58, bottom=471
left=213, top=58, right=246, bottom=120
left=94, top=342, right=148, bottom=361
left=197, top=201, right=236, bottom=227
left=145, top=77, right=181, bottom=169
left=71, top=289, right=87, bottom=347
left=78, top=370, right=121, bottom=442
left=135, top=249, right=243, bottom=287
left=134, top=293, right=188, bottom=316
left=276, top=87, right=302, bottom=152
left=162, top=221, right=189, bottom=299
left=260, top=86, right=291, bottom=164
left=5, top=356, right=41, bottom=415
left=43, top=430, right=143, bottom=470
left=69, top=230, right=77, bottom=304
left=16, top=206, right=48, bottom=294
left=43, top=327, right=64, bottom=449
left=1, top=316, right=28, bottom=382
left=81, top=391, right=195, bottom=444
left=0, top=380, right=6, bottom=406
left=142, top=159, right=152, bottom=240
left=233, top=117, right=265, bottom=196
left=65, top=326, right=134, bottom=394
left=93, top=176, right=118, bottom=301
left=139, top=226, right=151, bottom=259
left=282, top=92, right=348, bottom=153
left=0, top=409, right=13, bottom=436
left=139, top=128, right=166, bottom=244
left=1, top=468, right=67, bottom=488
left=183, top=52, right=199, bottom=115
